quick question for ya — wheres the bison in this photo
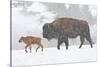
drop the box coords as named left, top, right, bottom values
left=19, top=36, right=43, bottom=53
left=43, top=17, right=93, bottom=50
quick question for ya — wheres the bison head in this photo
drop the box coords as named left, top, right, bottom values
left=43, top=23, right=58, bottom=41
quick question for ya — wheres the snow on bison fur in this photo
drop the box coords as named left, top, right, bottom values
left=43, top=17, right=93, bottom=50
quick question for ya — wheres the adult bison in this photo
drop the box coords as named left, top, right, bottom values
left=43, top=17, right=93, bottom=50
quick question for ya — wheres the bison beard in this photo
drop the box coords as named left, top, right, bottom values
left=43, top=17, right=93, bottom=50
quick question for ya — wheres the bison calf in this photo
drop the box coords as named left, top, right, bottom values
left=19, top=36, right=43, bottom=53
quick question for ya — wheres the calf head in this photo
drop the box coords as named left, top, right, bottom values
left=19, top=37, right=24, bottom=43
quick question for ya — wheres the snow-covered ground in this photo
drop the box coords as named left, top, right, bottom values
left=11, top=1, right=97, bottom=67
left=12, top=44, right=96, bottom=67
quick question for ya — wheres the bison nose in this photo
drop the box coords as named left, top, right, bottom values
left=43, top=34, right=46, bottom=37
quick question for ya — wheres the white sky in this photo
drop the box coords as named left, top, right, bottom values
left=88, top=5, right=97, bottom=17
left=65, top=4, right=70, bottom=9
left=27, top=2, right=47, bottom=13
left=27, top=2, right=56, bottom=23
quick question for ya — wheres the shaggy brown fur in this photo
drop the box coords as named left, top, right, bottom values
left=43, top=17, right=93, bottom=50
left=19, top=36, right=43, bottom=53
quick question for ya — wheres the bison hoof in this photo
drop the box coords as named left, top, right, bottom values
left=91, top=46, right=93, bottom=48
left=79, top=46, right=81, bottom=48
left=66, top=48, right=68, bottom=50
left=57, top=48, right=60, bottom=50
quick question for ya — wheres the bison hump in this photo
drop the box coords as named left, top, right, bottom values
left=52, top=17, right=89, bottom=33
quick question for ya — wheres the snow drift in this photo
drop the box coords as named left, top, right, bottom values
left=12, top=45, right=96, bottom=67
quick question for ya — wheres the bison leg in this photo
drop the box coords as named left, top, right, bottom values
left=64, top=38, right=69, bottom=50
left=79, top=35, right=85, bottom=48
left=57, top=39, right=63, bottom=50
left=85, top=35, right=93, bottom=48
left=25, top=45, right=28, bottom=53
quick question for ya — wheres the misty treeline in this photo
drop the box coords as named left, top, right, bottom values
left=12, top=0, right=96, bottom=24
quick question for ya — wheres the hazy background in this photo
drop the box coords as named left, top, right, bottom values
left=12, top=0, right=97, bottom=50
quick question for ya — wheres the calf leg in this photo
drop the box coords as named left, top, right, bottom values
left=36, top=46, right=40, bottom=52
left=29, top=46, right=32, bottom=53
left=40, top=44, right=43, bottom=52
left=79, top=35, right=85, bottom=48
left=25, top=45, right=28, bottom=53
